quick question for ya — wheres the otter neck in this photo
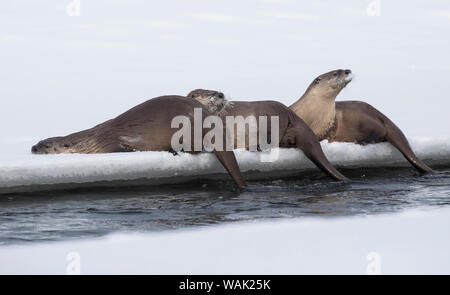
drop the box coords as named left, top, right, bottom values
left=212, top=100, right=233, bottom=117
left=290, top=91, right=337, bottom=140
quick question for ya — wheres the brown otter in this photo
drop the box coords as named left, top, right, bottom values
left=187, top=89, right=349, bottom=181
left=31, top=95, right=247, bottom=188
left=290, top=69, right=433, bottom=174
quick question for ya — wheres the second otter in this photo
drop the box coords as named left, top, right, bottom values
left=187, top=89, right=349, bottom=181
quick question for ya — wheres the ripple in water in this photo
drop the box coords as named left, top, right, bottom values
left=0, top=166, right=449, bottom=245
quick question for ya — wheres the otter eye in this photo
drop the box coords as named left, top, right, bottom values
left=333, top=72, right=338, bottom=77
left=64, top=143, right=69, bottom=148
left=218, top=93, right=224, bottom=99
left=314, top=78, right=321, bottom=84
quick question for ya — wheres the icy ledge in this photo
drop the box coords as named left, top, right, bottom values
left=0, top=137, right=449, bottom=192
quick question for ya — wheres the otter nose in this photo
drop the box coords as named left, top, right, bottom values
left=31, top=145, right=39, bottom=153
left=344, top=69, right=352, bottom=75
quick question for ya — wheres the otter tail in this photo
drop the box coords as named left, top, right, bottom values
left=383, top=117, right=434, bottom=174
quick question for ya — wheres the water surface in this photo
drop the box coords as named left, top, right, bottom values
left=0, top=166, right=449, bottom=245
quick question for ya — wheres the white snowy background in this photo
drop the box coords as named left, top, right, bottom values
left=0, top=0, right=450, bottom=274
left=1, top=0, right=449, bottom=140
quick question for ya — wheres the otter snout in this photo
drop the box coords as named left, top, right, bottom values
left=343, top=69, right=353, bottom=82
left=332, top=69, right=353, bottom=80
left=337, top=69, right=352, bottom=76
left=31, top=141, right=53, bottom=154
left=214, top=91, right=224, bottom=99
left=31, top=143, right=48, bottom=154
left=31, top=145, right=39, bottom=154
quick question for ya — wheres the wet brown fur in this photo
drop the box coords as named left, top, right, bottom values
left=290, top=69, right=433, bottom=174
left=187, top=89, right=348, bottom=181
left=32, top=96, right=247, bottom=187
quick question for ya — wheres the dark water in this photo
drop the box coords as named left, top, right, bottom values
left=0, top=166, right=449, bottom=245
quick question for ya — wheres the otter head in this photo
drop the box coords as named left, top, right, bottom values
left=306, top=69, right=353, bottom=99
left=187, top=89, right=227, bottom=114
left=31, top=137, right=72, bottom=154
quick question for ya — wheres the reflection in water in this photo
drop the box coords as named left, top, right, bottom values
left=0, top=166, right=449, bottom=245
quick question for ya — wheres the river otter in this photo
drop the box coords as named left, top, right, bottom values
left=290, top=69, right=433, bottom=174
left=187, top=89, right=349, bottom=181
left=31, top=95, right=247, bottom=188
